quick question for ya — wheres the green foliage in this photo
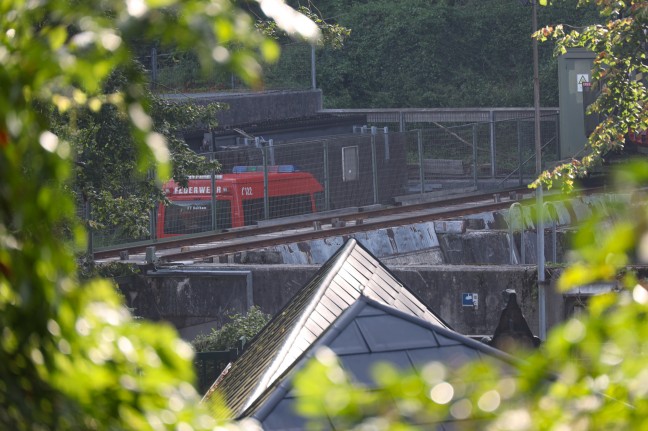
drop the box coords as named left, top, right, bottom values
left=54, top=65, right=223, bottom=244
left=257, top=5, right=351, bottom=49
left=292, top=6, right=648, bottom=427
left=296, top=6, right=351, bottom=50
left=295, top=158, right=648, bottom=430
left=79, top=260, right=141, bottom=281
left=191, top=306, right=271, bottom=352
left=532, top=0, right=648, bottom=191
left=313, top=0, right=598, bottom=108
left=0, top=0, right=319, bottom=429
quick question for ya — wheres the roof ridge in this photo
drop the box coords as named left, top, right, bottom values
left=203, top=238, right=452, bottom=419
left=242, top=239, right=359, bottom=413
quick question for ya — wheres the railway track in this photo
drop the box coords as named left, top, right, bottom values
left=93, top=185, right=578, bottom=263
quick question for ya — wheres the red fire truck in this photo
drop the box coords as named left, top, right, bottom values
left=156, top=165, right=324, bottom=238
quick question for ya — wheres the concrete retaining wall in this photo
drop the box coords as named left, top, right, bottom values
left=180, top=89, right=323, bottom=127
left=220, top=192, right=628, bottom=266
left=119, top=264, right=563, bottom=342
left=117, top=192, right=626, bottom=342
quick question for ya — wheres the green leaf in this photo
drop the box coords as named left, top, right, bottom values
left=47, top=26, right=68, bottom=50
left=260, top=39, right=280, bottom=63
left=146, top=0, right=176, bottom=7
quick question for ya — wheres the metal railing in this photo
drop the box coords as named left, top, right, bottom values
left=88, top=114, right=560, bottom=250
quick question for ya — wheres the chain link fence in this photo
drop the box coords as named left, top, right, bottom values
left=141, top=43, right=313, bottom=94
left=88, top=113, right=559, bottom=250
left=399, top=114, right=559, bottom=194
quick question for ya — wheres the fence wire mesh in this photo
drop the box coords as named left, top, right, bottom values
left=88, top=114, right=559, bottom=249
left=492, top=114, right=560, bottom=182
left=140, top=43, right=313, bottom=94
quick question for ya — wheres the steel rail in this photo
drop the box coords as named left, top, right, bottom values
left=93, top=186, right=533, bottom=260
left=154, top=184, right=612, bottom=262
left=156, top=199, right=521, bottom=262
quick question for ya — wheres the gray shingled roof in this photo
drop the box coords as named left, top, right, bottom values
left=247, top=297, right=516, bottom=430
left=203, top=238, right=450, bottom=418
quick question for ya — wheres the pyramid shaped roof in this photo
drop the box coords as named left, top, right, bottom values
left=203, top=238, right=450, bottom=418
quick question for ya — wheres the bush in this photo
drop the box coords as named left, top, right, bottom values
left=191, top=306, right=271, bottom=352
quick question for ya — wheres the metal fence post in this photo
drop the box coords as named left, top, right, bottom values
left=151, top=47, right=158, bottom=90
left=311, top=45, right=316, bottom=89
left=262, top=147, right=269, bottom=220
left=552, top=214, right=557, bottom=263
left=149, top=205, right=157, bottom=242
left=371, top=127, right=379, bottom=204
left=383, top=127, right=390, bottom=160
left=85, top=200, right=93, bottom=255
left=472, top=124, right=478, bottom=188
left=417, top=130, right=424, bottom=194
left=555, top=113, right=561, bottom=161
left=323, top=141, right=330, bottom=211
left=517, top=119, right=523, bottom=186
left=489, top=110, right=496, bottom=178
left=268, top=138, right=275, bottom=165
left=146, top=168, right=157, bottom=241
left=210, top=169, right=217, bottom=231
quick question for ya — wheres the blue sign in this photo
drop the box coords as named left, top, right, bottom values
left=462, top=293, right=478, bottom=307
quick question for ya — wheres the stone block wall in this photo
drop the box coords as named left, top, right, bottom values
left=119, top=264, right=560, bottom=341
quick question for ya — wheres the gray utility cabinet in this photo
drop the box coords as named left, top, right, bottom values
left=558, top=48, right=596, bottom=159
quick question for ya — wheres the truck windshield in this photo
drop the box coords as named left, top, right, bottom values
left=163, top=200, right=232, bottom=235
